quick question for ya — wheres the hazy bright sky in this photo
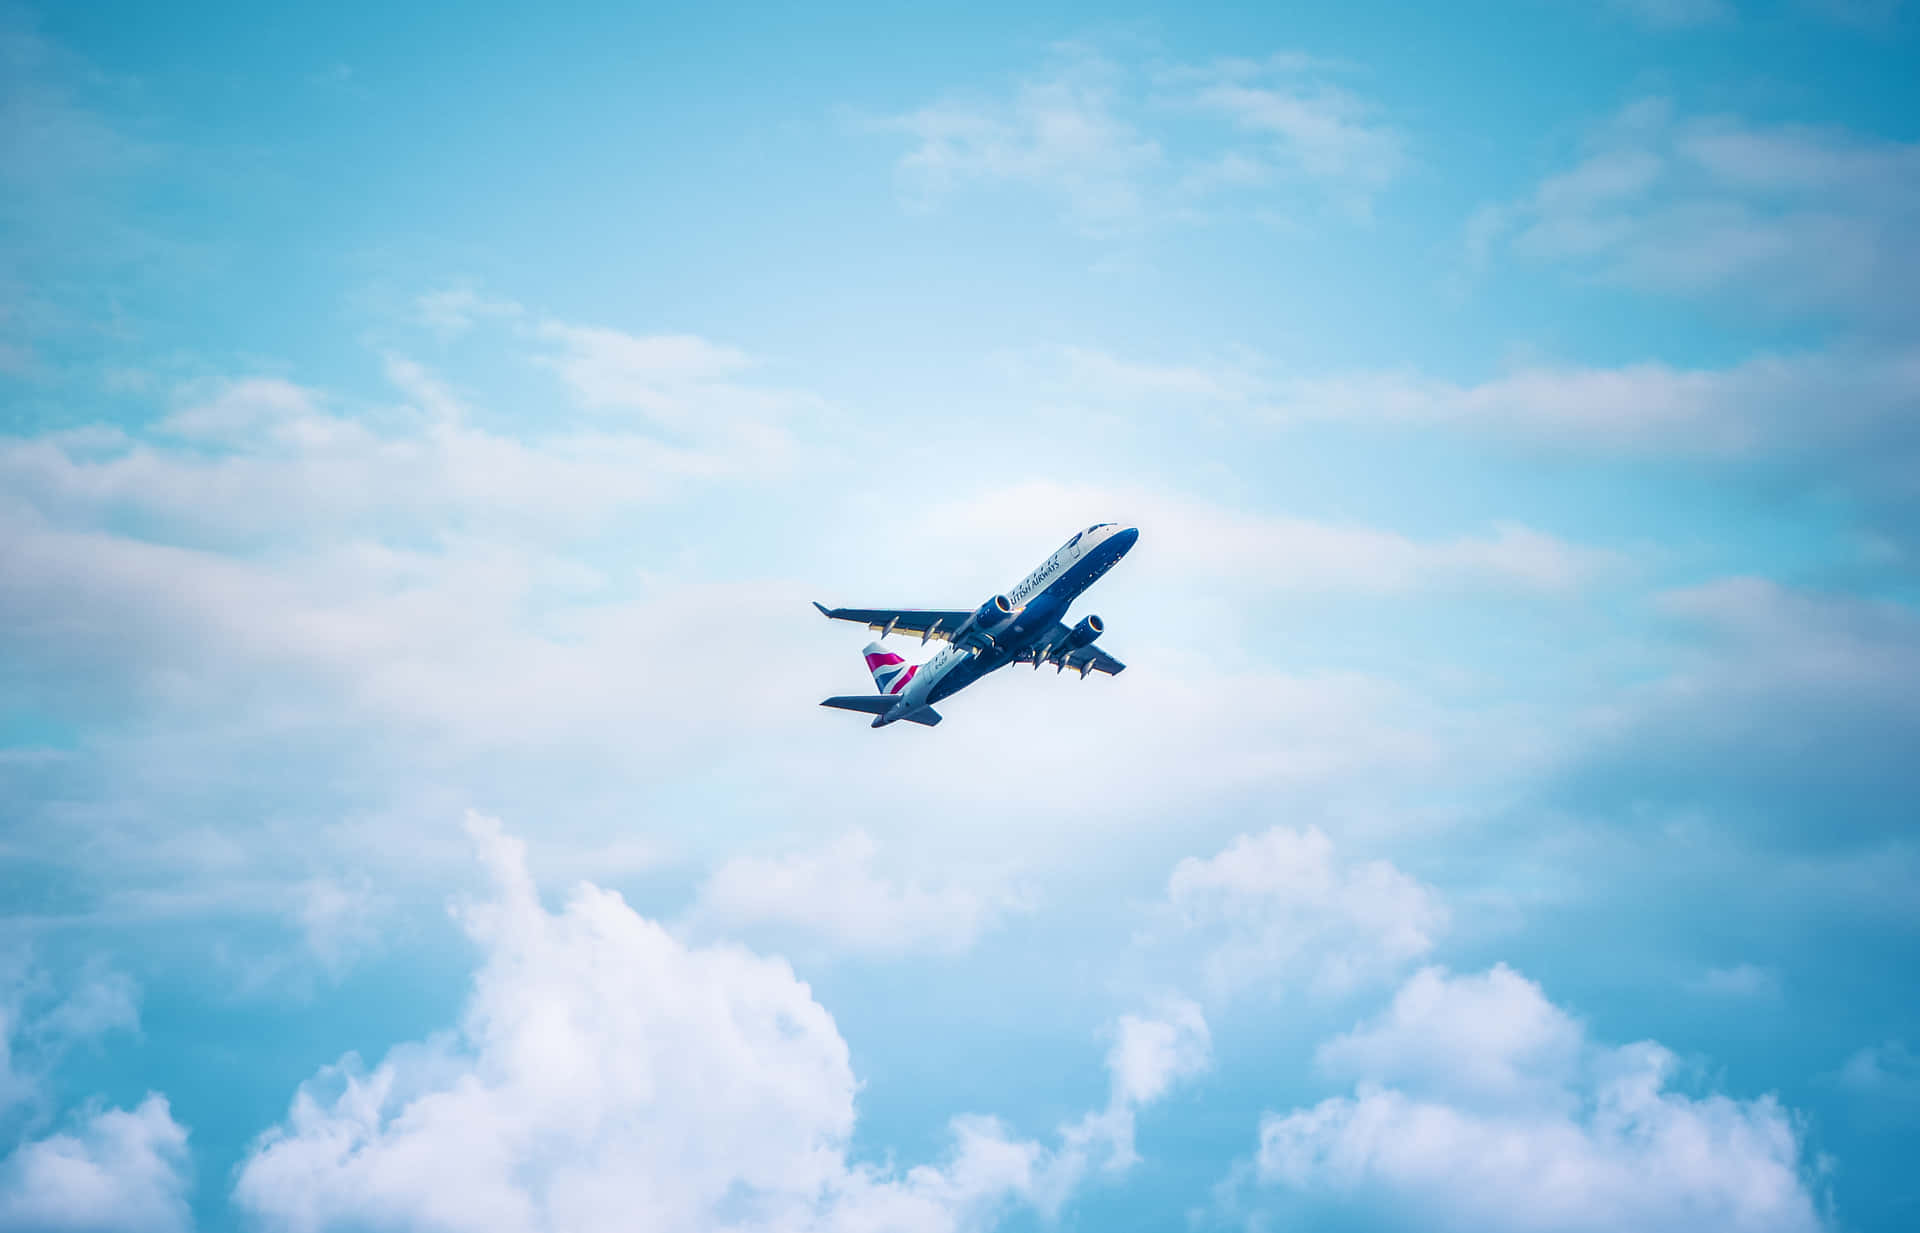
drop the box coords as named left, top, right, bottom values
left=3, top=2, right=1918, bottom=1231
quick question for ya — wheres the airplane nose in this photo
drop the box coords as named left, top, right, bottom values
left=1115, top=526, right=1139, bottom=553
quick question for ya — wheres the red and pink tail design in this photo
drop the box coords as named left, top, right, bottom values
left=864, top=642, right=918, bottom=695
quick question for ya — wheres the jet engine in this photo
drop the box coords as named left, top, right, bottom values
left=973, top=594, right=1015, bottom=629
left=952, top=594, right=1016, bottom=648
left=1063, top=614, right=1104, bottom=650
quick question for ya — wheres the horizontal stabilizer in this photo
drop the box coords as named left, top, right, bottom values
left=819, top=696, right=942, bottom=726
left=820, top=695, right=894, bottom=716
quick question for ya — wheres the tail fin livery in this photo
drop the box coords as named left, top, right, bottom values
left=864, top=642, right=919, bottom=695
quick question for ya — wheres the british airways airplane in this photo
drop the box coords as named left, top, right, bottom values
left=814, top=523, right=1139, bottom=728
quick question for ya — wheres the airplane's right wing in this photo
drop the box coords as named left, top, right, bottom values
left=1010, top=624, right=1127, bottom=677
left=813, top=602, right=976, bottom=643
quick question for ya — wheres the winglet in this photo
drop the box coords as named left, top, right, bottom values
left=813, top=601, right=834, bottom=618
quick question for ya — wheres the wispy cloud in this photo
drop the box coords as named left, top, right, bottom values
left=1603, top=0, right=1735, bottom=28
left=882, top=46, right=1163, bottom=235
left=1176, top=55, right=1406, bottom=217
left=414, top=282, right=523, bottom=340
left=873, top=42, right=1406, bottom=233
left=1836, top=1040, right=1920, bottom=1118
left=1471, top=98, right=1920, bottom=324
left=1688, top=962, right=1782, bottom=998
left=928, top=478, right=1614, bottom=595
left=686, top=831, right=1030, bottom=958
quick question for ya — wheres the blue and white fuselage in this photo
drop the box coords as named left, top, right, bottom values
left=814, top=523, right=1139, bottom=729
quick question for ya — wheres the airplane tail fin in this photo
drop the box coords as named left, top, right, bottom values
left=863, top=642, right=917, bottom=695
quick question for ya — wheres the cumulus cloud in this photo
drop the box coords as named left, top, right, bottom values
left=687, top=831, right=1027, bottom=957
left=1088, top=999, right=1211, bottom=1170
left=233, top=813, right=1203, bottom=1233
left=1254, top=963, right=1826, bottom=1232
left=0, top=962, right=192, bottom=1233
left=1163, top=826, right=1447, bottom=999
left=0, top=1096, right=193, bottom=1233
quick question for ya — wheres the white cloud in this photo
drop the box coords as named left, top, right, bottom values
left=0, top=961, right=140, bottom=1119
left=1604, top=0, right=1734, bottom=28
left=415, top=283, right=523, bottom=340
left=296, top=877, right=384, bottom=976
left=0, top=358, right=798, bottom=552
left=1059, top=991, right=1205, bottom=1183
left=1255, top=964, right=1826, bottom=1232
left=882, top=47, right=1162, bottom=234
left=1836, top=1040, right=1920, bottom=1115
left=2, top=360, right=1504, bottom=933
left=1185, top=69, right=1404, bottom=214
left=1571, top=577, right=1920, bottom=841
left=927, top=478, right=1609, bottom=594
left=233, top=813, right=1203, bottom=1233
left=0, top=963, right=192, bottom=1233
left=1164, top=826, right=1447, bottom=999
left=1273, top=347, right=1920, bottom=458
left=687, top=831, right=1027, bottom=958
left=1474, top=99, right=1920, bottom=322
left=877, top=44, right=1405, bottom=232
left=532, top=321, right=806, bottom=443
left=1010, top=341, right=1920, bottom=529
left=1107, top=999, right=1211, bottom=1109
left=0, top=1095, right=193, bottom=1233
left=1270, top=349, right=1920, bottom=544
left=1688, top=963, right=1781, bottom=999
left=1312, top=965, right=1587, bottom=1110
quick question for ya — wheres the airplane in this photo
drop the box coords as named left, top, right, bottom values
left=813, top=523, right=1139, bottom=728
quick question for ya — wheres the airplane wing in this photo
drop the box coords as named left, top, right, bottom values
left=1010, top=623, right=1127, bottom=677
left=813, top=602, right=977, bottom=644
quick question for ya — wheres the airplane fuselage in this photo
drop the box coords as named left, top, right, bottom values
left=874, top=523, right=1138, bottom=726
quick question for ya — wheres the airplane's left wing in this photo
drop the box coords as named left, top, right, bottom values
left=813, top=602, right=976, bottom=643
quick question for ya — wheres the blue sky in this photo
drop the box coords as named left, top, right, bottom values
left=2, top=1, right=1918, bottom=1230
